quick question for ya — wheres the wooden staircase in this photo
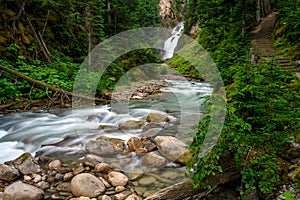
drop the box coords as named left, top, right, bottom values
left=250, top=13, right=300, bottom=78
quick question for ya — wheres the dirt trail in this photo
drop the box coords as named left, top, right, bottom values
left=251, top=13, right=300, bottom=78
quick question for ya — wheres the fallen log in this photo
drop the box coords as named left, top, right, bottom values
left=145, top=155, right=240, bottom=200
left=0, top=64, right=106, bottom=102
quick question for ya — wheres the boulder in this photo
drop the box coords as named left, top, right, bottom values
left=0, top=164, right=20, bottom=181
left=71, top=173, right=106, bottom=197
left=3, top=181, right=44, bottom=200
left=146, top=113, right=169, bottom=123
left=11, top=153, right=41, bottom=175
left=142, top=152, right=167, bottom=167
left=107, top=171, right=129, bottom=186
left=86, top=139, right=115, bottom=156
left=84, top=154, right=104, bottom=167
left=127, top=137, right=143, bottom=152
left=154, top=136, right=187, bottom=161
left=119, top=120, right=145, bottom=130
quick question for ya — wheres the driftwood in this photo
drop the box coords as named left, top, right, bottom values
left=0, top=64, right=106, bottom=102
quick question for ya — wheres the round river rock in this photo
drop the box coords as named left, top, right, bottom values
left=71, top=173, right=106, bottom=198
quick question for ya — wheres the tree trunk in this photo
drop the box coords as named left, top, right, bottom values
left=260, top=0, right=271, bottom=17
left=256, top=0, right=261, bottom=22
left=242, top=0, right=246, bottom=34
left=107, top=0, right=112, bottom=24
left=0, top=64, right=105, bottom=101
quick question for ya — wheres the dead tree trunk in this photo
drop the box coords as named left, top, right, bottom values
left=0, top=64, right=105, bottom=102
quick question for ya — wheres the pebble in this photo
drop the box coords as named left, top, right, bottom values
left=23, top=175, right=32, bottom=181
left=33, top=174, right=42, bottom=183
left=49, top=160, right=61, bottom=170
left=115, top=186, right=126, bottom=192
left=101, top=194, right=112, bottom=200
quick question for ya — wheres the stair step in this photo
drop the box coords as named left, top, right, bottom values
left=280, top=63, right=292, bottom=67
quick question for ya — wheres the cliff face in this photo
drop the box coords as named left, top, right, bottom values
left=159, top=0, right=184, bottom=28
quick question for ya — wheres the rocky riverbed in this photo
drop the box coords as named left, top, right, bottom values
left=0, top=133, right=189, bottom=200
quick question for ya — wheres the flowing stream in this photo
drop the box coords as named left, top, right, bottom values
left=0, top=80, right=212, bottom=163
left=0, top=22, right=213, bottom=195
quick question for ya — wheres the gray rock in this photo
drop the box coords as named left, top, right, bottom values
left=36, top=181, right=50, bottom=190
left=114, top=191, right=131, bottom=200
left=138, top=176, right=156, bottom=186
left=142, top=152, right=167, bottom=167
left=115, top=186, right=126, bottom=192
left=32, top=174, right=42, bottom=183
left=71, top=173, right=106, bottom=198
left=0, top=164, right=20, bottom=181
left=57, top=182, right=71, bottom=192
left=107, top=171, right=128, bottom=186
left=101, top=195, right=112, bottom=200
left=127, top=137, right=144, bottom=152
left=119, top=120, right=145, bottom=130
left=84, top=154, right=104, bottom=167
left=69, top=197, right=91, bottom=200
left=154, top=136, right=187, bottom=162
left=48, top=160, right=61, bottom=170
left=146, top=113, right=169, bottom=123
left=125, top=194, right=142, bottom=200
left=3, top=181, right=44, bottom=200
left=125, top=170, right=144, bottom=181
left=12, top=153, right=41, bottom=175
left=95, top=163, right=112, bottom=173
left=86, top=140, right=115, bottom=156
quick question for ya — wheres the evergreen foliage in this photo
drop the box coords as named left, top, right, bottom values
left=181, top=0, right=300, bottom=197
left=0, top=0, right=161, bottom=102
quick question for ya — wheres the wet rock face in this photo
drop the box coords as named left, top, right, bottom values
left=0, top=164, right=20, bottom=181
left=3, top=181, right=44, bottom=200
left=10, top=153, right=41, bottom=175
left=71, top=173, right=106, bottom=198
left=159, top=0, right=184, bottom=27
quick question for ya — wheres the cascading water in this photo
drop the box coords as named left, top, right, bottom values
left=162, top=22, right=184, bottom=60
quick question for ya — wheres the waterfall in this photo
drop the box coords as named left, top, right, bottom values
left=162, top=22, right=184, bottom=60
